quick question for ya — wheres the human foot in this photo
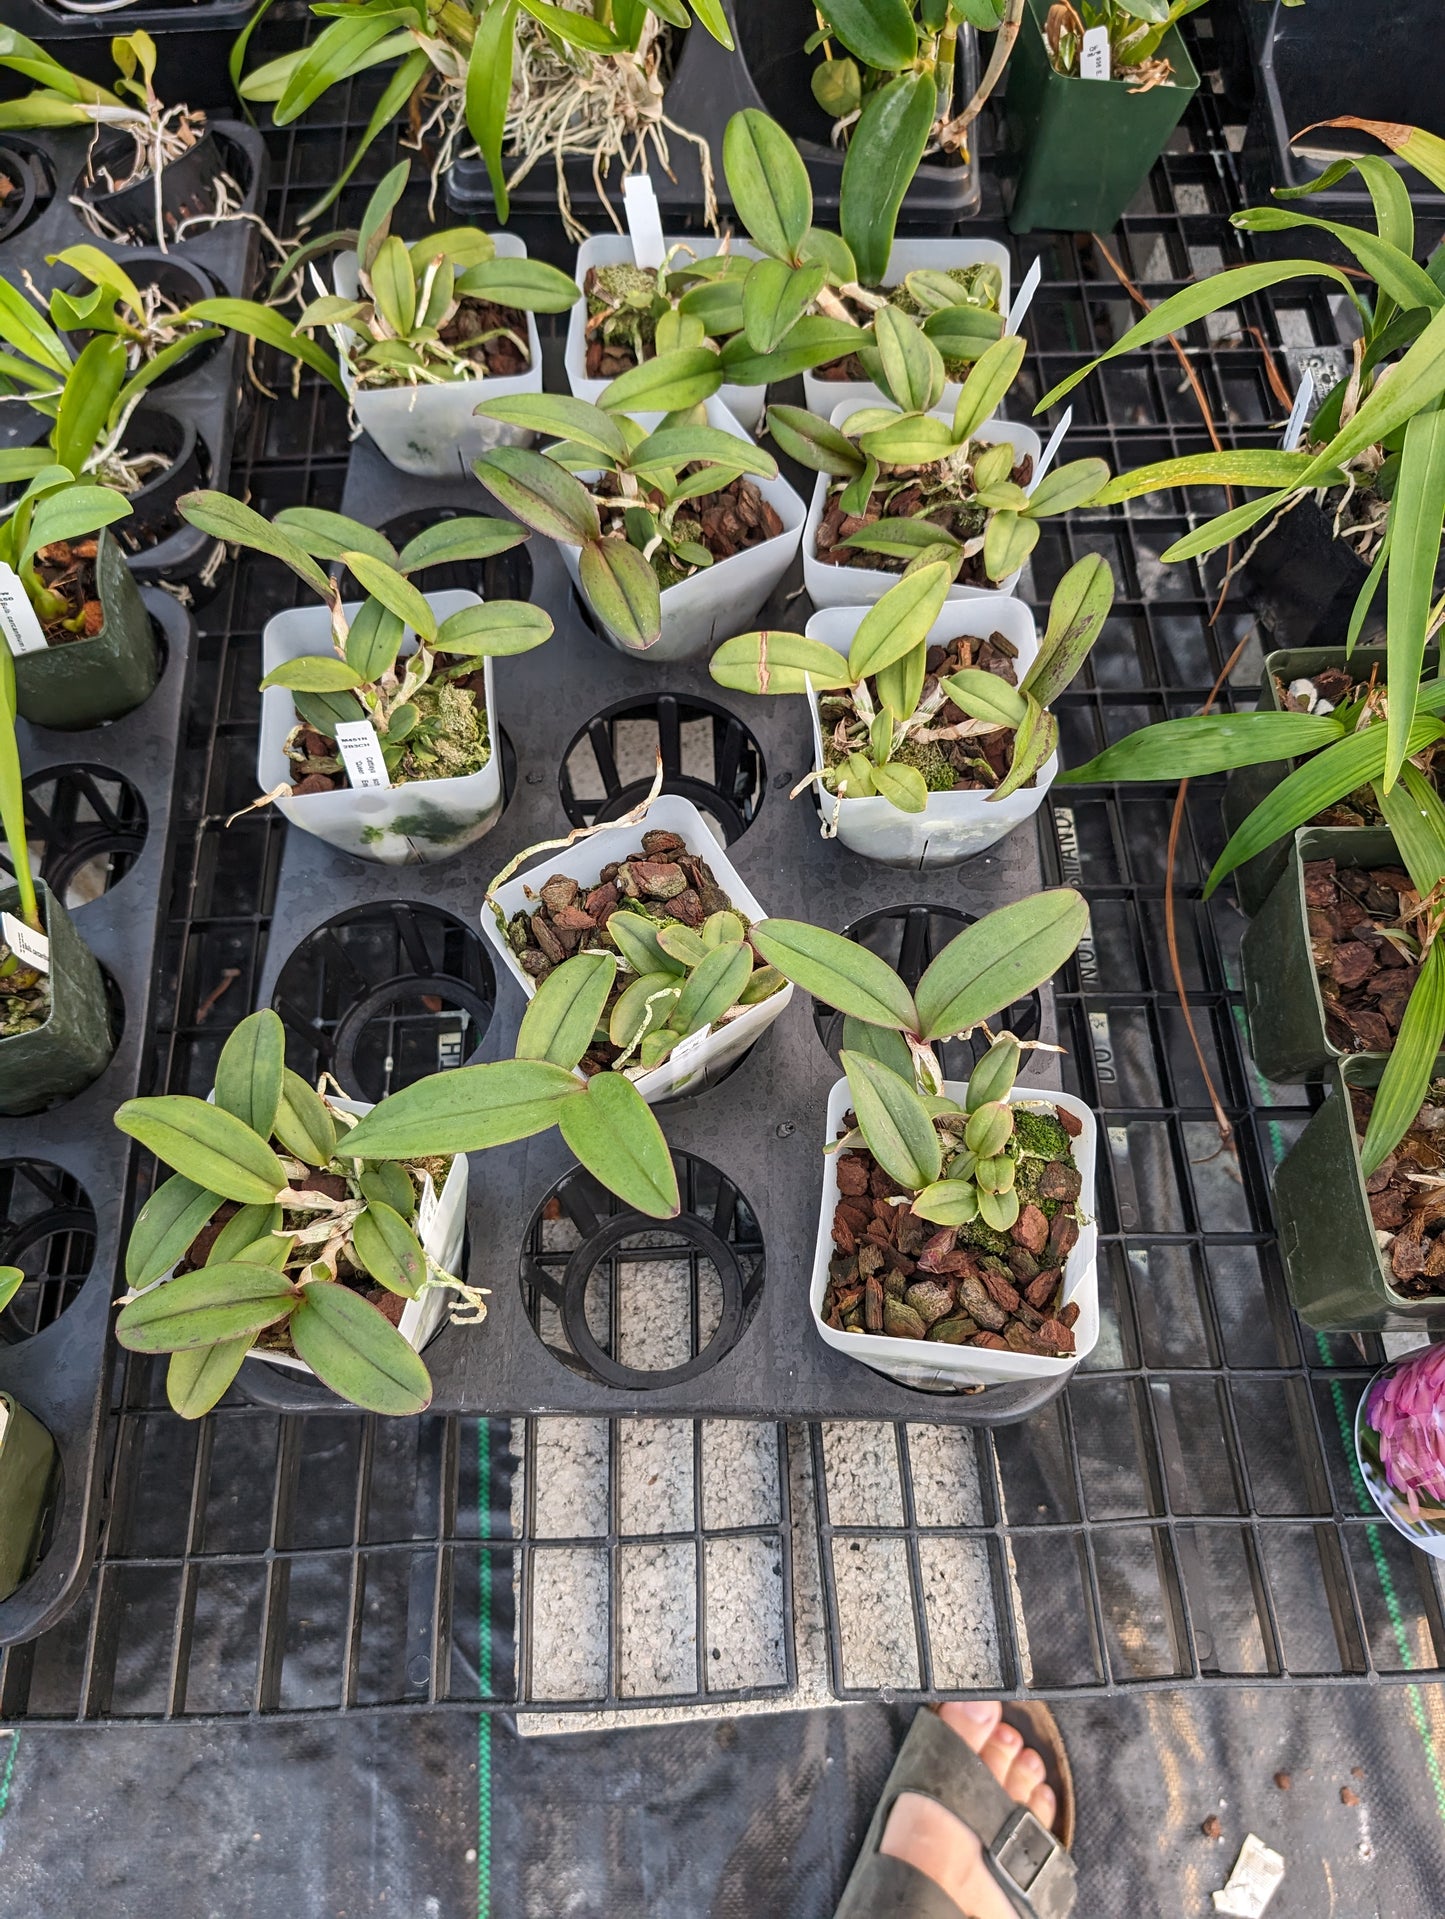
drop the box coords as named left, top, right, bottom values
left=879, top=1702, right=1059, bottom=1918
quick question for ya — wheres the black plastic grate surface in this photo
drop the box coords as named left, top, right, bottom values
left=1, top=13, right=1442, bottom=1721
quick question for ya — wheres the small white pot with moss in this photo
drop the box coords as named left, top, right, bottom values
left=259, top=588, right=502, bottom=866
left=804, top=596, right=1054, bottom=867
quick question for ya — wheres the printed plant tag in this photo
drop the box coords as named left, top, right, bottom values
left=0, top=564, right=49, bottom=657
left=333, top=719, right=392, bottom=791
left=1080, top=26, right=1111, bottom=79
left=665, top=1023, right=713, bottom=1084
left=1030, top=405, right=1074, bottom=492
left=1004, top=255, right=1042, bottom=337
left=623, top=173, right=666, bottom=270
left=2, top=912, right=49, bottom=974
left=417, top=1172, right=440, bottom=1242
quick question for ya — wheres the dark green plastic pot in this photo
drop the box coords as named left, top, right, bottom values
left=1242, top=825, right=1401, bottom=1083
left=0, top=878, right=114, bottom=1115
left=15, top=528, right=159, bottom=730
left=1220, top=642, right=1425, bottom=917
left=0, top=1391, right=57, bottom=1601
left=1005, top=0, right=1200, bottom=234
left=1274, top=1052, right=1445, bottom=1331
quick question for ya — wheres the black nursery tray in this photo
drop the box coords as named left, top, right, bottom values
left=0, top=589, right=195, bottom=1647
left=239, top=436, right=1073, bottom=1429
left=0, top=123, right=271, bottom=602
left=445, top=0, right=982, bottom=232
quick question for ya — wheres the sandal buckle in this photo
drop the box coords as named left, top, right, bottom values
left=990, top=1806, right=1076, bottom=1917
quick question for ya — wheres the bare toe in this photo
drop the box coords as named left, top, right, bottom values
left=979, top=1722, right=1024, bottom=1787
left=1004, top=1746, right=1046, bottom=1803
left=938, top=1699, right=1003, bottom=1755
left=1030, top=1781, right=1057, bottom=1830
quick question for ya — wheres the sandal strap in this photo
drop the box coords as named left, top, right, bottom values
left=832, top=1709, right=1077, bottom=1919
left=834, top=1852, right=981, bottom=1919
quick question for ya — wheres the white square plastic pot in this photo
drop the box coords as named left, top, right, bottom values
left=333, top=244, right=543, bottom=477
left=803, top=403, right=1043, bottom=612
left=803, top=596, right=1055, bottom=867
left=565, top=233, right=766, bottom=431
left=810, top=1076, right=1098, bottom=1391
left=259, top=588, right=503, bottom=866
left=245, top=1096, right=470, bottom=1386
left=801, top=237, right=1013, bottom=420
left=557, top=396, right=806, bottom=664
left=480, top=793, right=793, bottom=1104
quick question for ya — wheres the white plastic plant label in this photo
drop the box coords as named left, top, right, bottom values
left=1281, top=366, right=1315, bottom=451
left=1080, top=26, right=1111, bottom=79
left=416, top=1171, right=440, bottom=1242
left=666, top=1023, right=713, bottom=1084
left=332, top=719, right=391, bottom=791
left=622, top=173, right=665, bottom=270
left=0, top=564, right=48, bottom=657
left=1030, top=405, right=1073, bottom=491
left=1004, top=256, right=1042, bottom=336
left=2, top=912, right=49, bottom=973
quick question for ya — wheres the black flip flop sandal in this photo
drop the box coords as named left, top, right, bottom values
left=832, top=1704, right=1077, bottom=1919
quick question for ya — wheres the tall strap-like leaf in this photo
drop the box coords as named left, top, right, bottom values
left=1375, top=764, right=1445, bottom=897
left=1206, top=716, right=1445, bottom=897
left=1061, top=710, right=1346, bottom=784
left=1035, top=263, right=1362, bottom=412
left=1359, top=939, right=1445, bottom=1178
left=840, top=71, right=934, bottom=288
left=1235, top=207, right=1442, bottom=320
left=1382, top=399, right=1445, bottom=790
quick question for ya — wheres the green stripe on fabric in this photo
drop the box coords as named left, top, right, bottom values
left=477, top=1419, right=493, bottom=1919
left=0, top=1731, right=18, bottom=1817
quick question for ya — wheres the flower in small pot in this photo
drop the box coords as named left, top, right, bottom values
left=113, top=1010, right=477, bottom=1418
left=711, top=551, right=1114, bottom=864
left=1357, top=1342, right=1445, bottom=1557
left=0, top=467, right=160, bottom=729
left=475, top=363, right=805, bottom=661
left=239, top=0, right=734, bottom=234
left=0, top=29, right=229, bottom=245
left=177, top=491, right=546, bottom=864
left=0, top=636, right=115, bottom=1114
left=295, top=161, right=580, bottom=477
left=485, top=795, right=792, bottom=1101
left=748, top=890, right=1095, bottom=1385
left=770, top=325, right=1108, bottom=609
left=1035, top=124, right=1445, bottom=770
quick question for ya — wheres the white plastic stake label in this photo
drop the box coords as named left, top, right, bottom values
left=1004, top=256, right=1042, bottom=337
left=1080, top=27, right=1111, bottom=80
left=1281, top=367, right=1314, bottom=451
left=0, top=564, right=48, bottom=657
left=623, top=174, right=665, bottom=269
left=2, top=913, right=48, bottom=974
left=333, top=719, right=391, bottom=791
left=416, top=1172, right=439, bottom=1243
left=1029, top=405, right=1074, bottom=492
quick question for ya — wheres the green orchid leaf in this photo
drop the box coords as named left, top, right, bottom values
left=607, top=910, right=683, bottom=978
left=352, top=1200, right=428, bottom=1298
left=556, top=1071, right=680, bottom=1217
left=1022, top=553, right=1115, bottom=708
left=165, top=1338, right=253, bottom=1419
left=289, top=1281, right=432, bottom=1415
left=396, top=515, right=529, bottom=572
left=459, top=256, right=579, bottom=313
left=273, top=506, right=397, bottom=565
left=709, top=628, right=855, bottom=697
left=1060, top=710, right=1347, bottom=783
left=765, top=402, right=866, bottom=477
left=719, top=315, right=866, bottom=385
left=847, top=562, right=953, bottom=683
left=741, top=257, right=826, bottom=355
left=953, top=335, right=1027, bottom=444
left=874, top=305, right=945, bottom=416
left=117, top=1262, right=297, bottom=1354
left=599, top=346, right=724, bottom=414
left=722, top=108, right=813, bottom=264
left=343, top=597, right=405, bottom=681
left=991, top=697, right=1058, bottom=804
left=213, top=1007, right=286, bottom=1140
left=840, top=71, right=934, bottom=286
left=259, top=656, right=366, bottom=695
left=579, top=538, right=661, bottom=650
left=671, top=940, right=752, bottom=1034
left=941, top=667, right=1029, bottom=731
left=115, top=1097, right=287, bottom=1207
left=124, top=1174, right=224, bottom=1290
left=1383, top=400, right=1445, bottom=790
left=610, top=972, right=683, bottom=1049
left=177, top=491, right=332, bottom=598
left=433, top=601, right=553, bottom=657
left=465, top=0, right=517, bottom=218
left=630, top=426, right=777, bottom=481
left=475, top=446, right=601, bottom=544
left=274, top=1069, right=339, bottom=1167
left=1360, top=939, right=1445, bottom=1178
left=477, top=392, right=628, bottom=462
left=815, top=0, right=917, bottom=68
left=1025, top=457, right=1111, bottom=517
left=752, top=920, right=918, bottom=1029
left=840, top=1050, right=941, bottom=1191
left=340, top=550, right=437, bottom=641
left=870, top=761, right=929, bottom=813
left=517, top=952, right=617, bottom=1071
left=207, top=1203, right=284, bottom=1267
left=914, top=891, right=1089, bottom=1040
left=358, top=1161, right=416, bottom=1221
left=341, top=1060, right=582, bottom=1157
